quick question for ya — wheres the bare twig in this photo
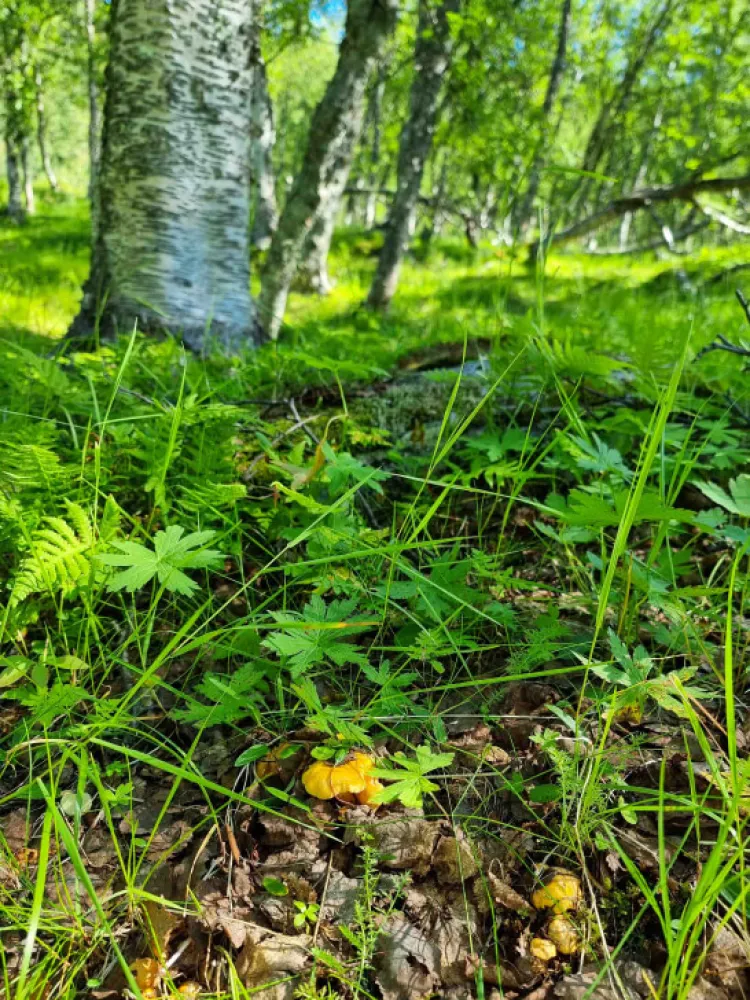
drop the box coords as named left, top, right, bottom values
left=695, top=290, right=750, bottom=363
left=702, top=262, right=750, bottom=288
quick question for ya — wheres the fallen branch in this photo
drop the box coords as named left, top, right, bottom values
left=581, top=220, right=709, bottom=255
left=539, top=172, right=750, bottom=249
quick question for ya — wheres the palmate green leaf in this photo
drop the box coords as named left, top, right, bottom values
left=263, top=595, right=372, bottom=677
left=372, top=747, right=455, bottom=809
left=694, top=475, right=750, bottom=517
left=549, top=488, right=696, bottom=528
left=99, top=525, right=224, bottom=595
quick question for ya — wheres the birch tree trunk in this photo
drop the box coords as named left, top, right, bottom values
left=619, top=106, right=663, bottom=248
left=566, top=0, right=676, bottom=220
left=258, top=0, right=399, bottom=339
left=514, top=0, right=571, bottom=236
left=297, top=169, right=358, bottom=294
left=249, top=6, right=278, bottom=251
left=364, top=63, right=386, bottom=228
left=35, top=68, right=58, bottom=192
left=4, top=136, right=24, bottom=222
left=20, top=137, right=34, bottom=214
left=84, top=0, right=100, bottom=230
left=70, top=0, right=258, bottom=353
left=366, top=0, right=459, bottom=311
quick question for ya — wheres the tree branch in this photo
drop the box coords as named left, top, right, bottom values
left=539, top=173, right=750, bottom=249
left=695, top=291, right=750, bottom=362
left=692, top=199, right=750, bottom=234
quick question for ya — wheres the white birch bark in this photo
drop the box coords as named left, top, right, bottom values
left=367, top=0, right=459, bottom=310
left=20, top=137, right=34, bottom=214
left=35, top=67, right=58, bottom=192
left=84, top=0, right=100, bottom=227
left=4, top=137, right=24, bottom=222
left=258, top=0, right=399, bottom=339
left=249, top=5, right=277, bottom=251
left=364, top=66, right=386, bottom=229
left=71, top=0, right=258, bottom=352
left=296, top=167, right=351, bottom=294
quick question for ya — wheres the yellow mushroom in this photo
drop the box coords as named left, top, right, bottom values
left=356, top=774, right=385, bottom=807
left=302, top=760, right=336, bottom=799
left=302, top=752, right=379, bottom=804
left=547, top=915, right=580, bottom=955
left=178, top=983, right=203, bottom=997
left=530, top=937, right=557, bottom=962
left=531, top=872, right=582, bottom=914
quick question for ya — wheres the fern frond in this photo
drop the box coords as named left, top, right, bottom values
left=9, top=501, right=96, bottom=606
left=0, top=443, right=69, bottom=495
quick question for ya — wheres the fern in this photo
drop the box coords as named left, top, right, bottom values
left=9, top=498, right=120, bottom=606
left=0, top=442, right=69, bottom=496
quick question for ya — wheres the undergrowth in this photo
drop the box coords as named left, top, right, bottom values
left=1, top=201, right=750, bottom=999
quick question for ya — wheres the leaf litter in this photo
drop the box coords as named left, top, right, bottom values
left=1, top=681, right=749, bottom=1000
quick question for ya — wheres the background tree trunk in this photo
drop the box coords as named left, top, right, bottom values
left=4, top=136, right=25, bottom=222
left=35, top=67, right=58, bottom=192
left=619, top=105, right=663, bottom=248
left=71, top=0, right=258, bottom=353
left=364, top=65, right=386, bottom=229
left=367, top=0, right=459, bottom=311
left=249, top=4, right=278, bottom=251
left=514, top=0, right=571, bottom=236
left=21, top=137, right=34, bottom=213
left=296, top=200, right=340, bottom=294
left=566, top=0, right=676, bottom=220
left=85, top=0, right=100, bottom=233
left=258, top=0, right=399, bottom=339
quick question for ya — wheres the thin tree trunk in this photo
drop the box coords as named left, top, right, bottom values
left=567, top=0, right=676, bottom=219
left=367, top=0, right=459, bottom=311
left=364, top=65, right=386, bottom=229
left=514, top=0, right=571, bottom=235
left=70, top=0, right=258, bottom=352
left=35, top=67, right=58, bottom=192
left=85, top=0, right=100, bottom=230
left=258, top=0, right=399, bottom=339
left=297, top=190, right=342, bottom=294
left=4, top=136, right=25, bottom=222
left=249, top=5, right=278, bottom=250
left=619, top=104, right=663, bottom=247
left=21, top=138, right=34, bottom=214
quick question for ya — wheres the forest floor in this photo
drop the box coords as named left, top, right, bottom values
left=1, top=194, right=750, bottom=1000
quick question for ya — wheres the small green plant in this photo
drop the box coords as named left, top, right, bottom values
left=372, top=746, right=455, bottom=808
left=99, top=524, right=224, bottom=595
left=591, top=629, right=710, bottom=723
left=293, top=900, right=320, bottom=929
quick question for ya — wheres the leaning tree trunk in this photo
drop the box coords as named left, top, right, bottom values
left=4, top=136, right=24, bottom=223
left=70, top=0, right=258, bottom=352
left=367, top=0, right=459, bottom=311
left=249, top=6, right=278, bottom=251
left=258, top=0, right=399, bottom=339
left=35, top=68, right=58, bottom=192
left=514, top=0, right=571, bottom=236
left=84, top=0, right=101, bottom=233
